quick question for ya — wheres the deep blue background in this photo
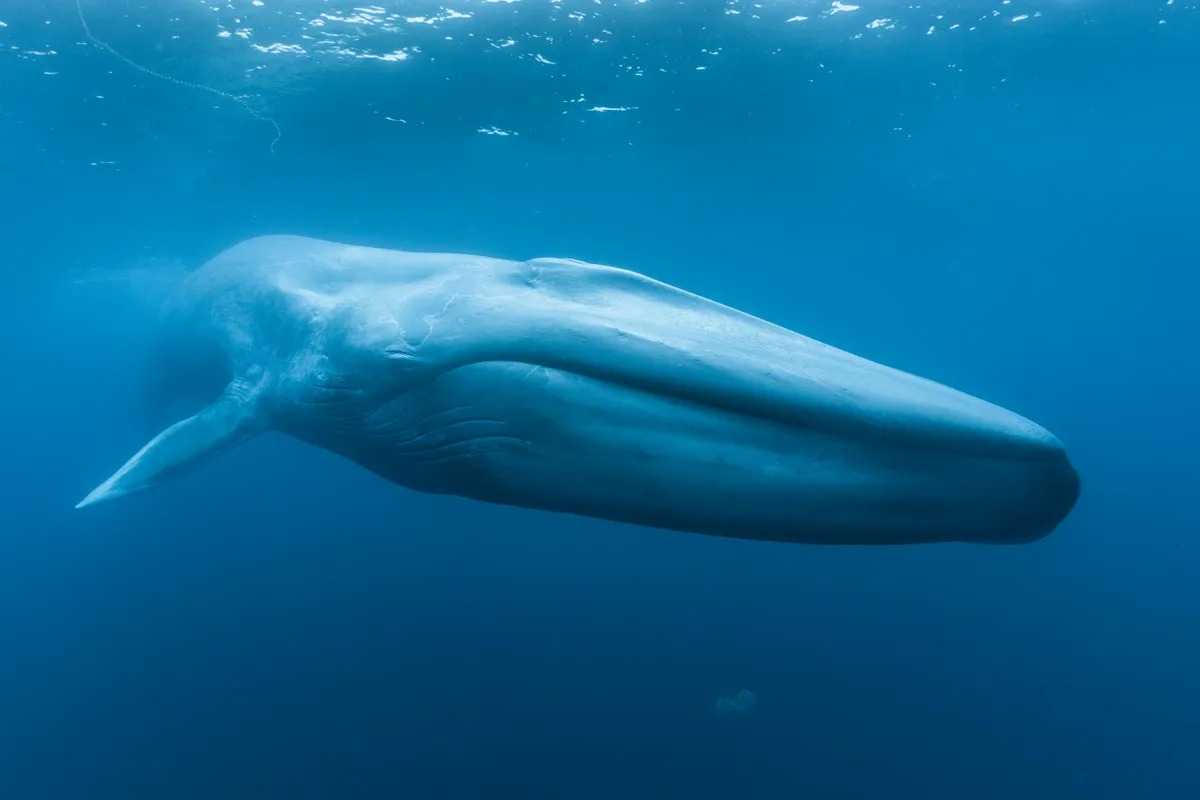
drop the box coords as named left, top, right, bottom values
left=2, top=2, right=1197, bottom=797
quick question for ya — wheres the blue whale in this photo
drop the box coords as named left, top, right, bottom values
left=77, top=235, right=1079, bottom=544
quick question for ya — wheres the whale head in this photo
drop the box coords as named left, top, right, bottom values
left=77, top=235, right=1079, bottom=545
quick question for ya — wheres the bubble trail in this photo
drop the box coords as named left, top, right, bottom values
left=74, top=0, right=281, bottom=153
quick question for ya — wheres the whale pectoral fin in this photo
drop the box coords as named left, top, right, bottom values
left=75, top=383, right=266, bottom=509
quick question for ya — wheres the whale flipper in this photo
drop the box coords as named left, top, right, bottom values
left=76, top=380, right=266, bottom=508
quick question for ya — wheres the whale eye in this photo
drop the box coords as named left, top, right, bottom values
left=383, top=344, right=421, bottom=364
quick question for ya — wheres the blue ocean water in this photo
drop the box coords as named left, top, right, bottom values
left=2, top=0, right=1197, bottom=797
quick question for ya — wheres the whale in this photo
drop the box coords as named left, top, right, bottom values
left=76, top=235, right=1079, bottom=545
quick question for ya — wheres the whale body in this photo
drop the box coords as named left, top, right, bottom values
left=77, top=235, right=1079, bottom=545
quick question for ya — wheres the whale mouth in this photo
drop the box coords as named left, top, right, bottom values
left=375, top=359, right=1083, bottom=546
left=521, top=354, right=1083, bottom=545
left=521, top=337, right=1072, bottom=467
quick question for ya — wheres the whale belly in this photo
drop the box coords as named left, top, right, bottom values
left=295, top=361, right=1064, bottom=545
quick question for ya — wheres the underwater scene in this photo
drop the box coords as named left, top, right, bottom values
left=1, top=0, right=1197, bottom=797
